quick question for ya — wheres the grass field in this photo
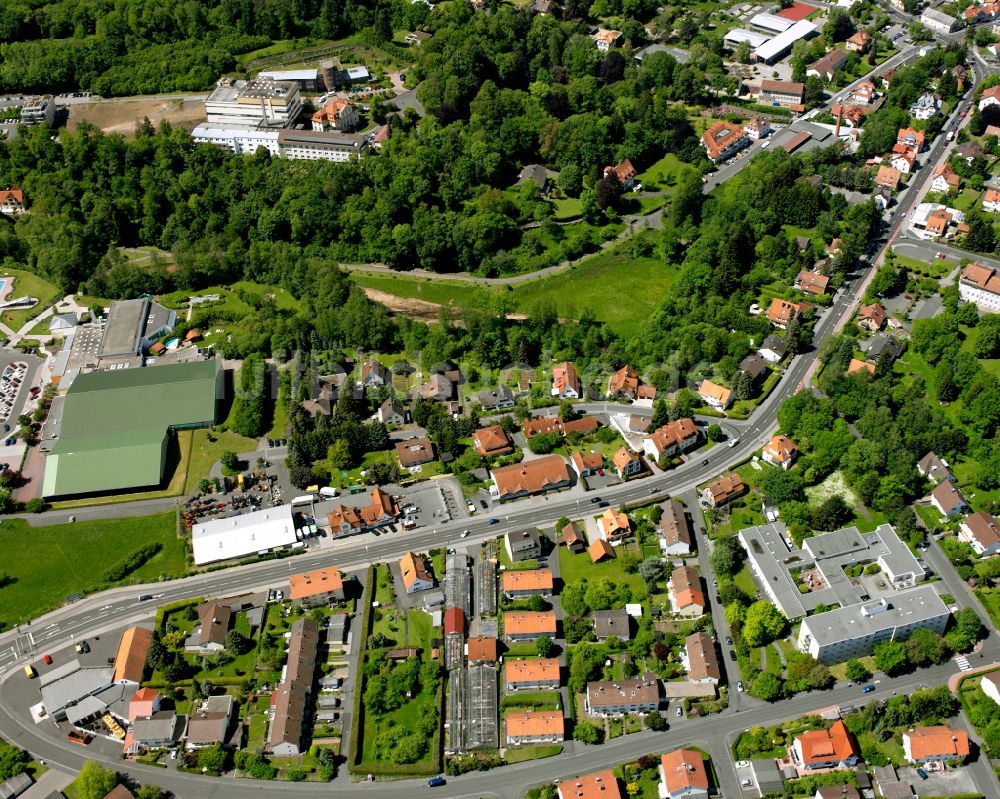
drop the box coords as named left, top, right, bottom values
left=0, top=512, right=186, bottom=629
left=348, top=234, right=676, bottom=336
left=504, top=744, right=562, bottom=763
left=183, top=429, right=258, bottom=494
left=0, top=268, right=61, bottom=331
left=636, top=153, right=698, bottom=189
left=558, top=543, right=648, bottom=600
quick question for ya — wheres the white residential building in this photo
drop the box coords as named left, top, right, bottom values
left=909, top=93, right=940, bottom=120
left=959, top=262, right=1000, bottom=311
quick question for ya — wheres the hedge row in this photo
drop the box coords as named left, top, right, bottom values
left=347, top=565, right=375, bottom=776
left=102, top=542, right=162, bottom=583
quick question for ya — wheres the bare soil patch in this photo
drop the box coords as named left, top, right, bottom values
left=67, top=97, right=207, bottom=134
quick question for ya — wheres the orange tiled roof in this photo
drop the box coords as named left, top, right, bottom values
left=113, top=627, right=152, bottom=684
left=600, top=508, right=631, bottom=537
left=798, top=271, right=830, bottom=295
left=400, top=551, right=433, bottom=590
left=502, top=569, right=554, bottom=593
left=474, top=425, right=513, bottom=455
left=506, top=710, right=564, bottom=739
left=699, top=380, right=731, bottom=406
left=557, top=770, right=621, bottom=799
left=670, top=565, right=705, bottom=610
left=848, top=358, right=875, bottom=376
left=767, top=297, right=800, bottom=326
left=492, top=455, right=571, bottom=497
left=289, top=567, right=344, bottom=600
left=589, top=538, right=615, bottom=562
left=702, top=120, right=746, bottom=161
left=572, top=450, right=604, bottom=472
left=961, top=263, right=1000, bottom=295
left=608, top=365, right=640, bottom=397
left=796, top=720, right=857, bottom=765
left=504, top=658, right=560, bottom=685
left=645, top=417, right=698, bottom=453
left=613, top=447, right=639, bottom=473
left=763, top=434, right=798, bottom=463
left=504, top=611, right=557, bottom=636
left=660, top=749, right=709, bottom=795
left=553, top=361, right=579, bottom=394
left=468, top=636, right=499, bottom=662
left=905, top=726, right=969, bottom=760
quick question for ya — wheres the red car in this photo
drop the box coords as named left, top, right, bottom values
left=42, top=654, right=53, bottom=665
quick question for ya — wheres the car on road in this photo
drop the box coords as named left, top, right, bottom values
left=726, top=636, right=733, bottom=645
left=936, top=252, right=946, bottom=259
left=428, top=776, right=446, bottom=787
left=42, top=654, right=53, bottom=665
left=916, top=768, right=928, bottom=780
left=480, top=500, right=488, bottom=509
left=729, top=649, right=737, bottom=661
left=736, top=760, right=750, bottom=768
left=170, top=749, right=178, bottom=760
left=737, top=680, right=744, bottom=692
left=75, top=641, right=90, bottom=654
left=590, top=497, right=601, bottom=504
left=139, top=594, right=153, bottom=601
left=461, top=530, right=471, bottom=538
left=488, top=518, right=499, bottom=525
left=861, top=684, right=875, bottom=693
left=701, top=459, right=710, bottom=466
left=675, top=706, right=683, bottom=717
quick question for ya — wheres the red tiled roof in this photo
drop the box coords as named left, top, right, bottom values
left=660, top=749, right=709, bottom=794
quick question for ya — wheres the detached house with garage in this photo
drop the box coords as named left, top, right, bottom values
left=698, top=380, right=732, bottom=411
left=551, top=361, right=581, bottom=398
left=658, top=499, right=693, bottom=556
left=668, top=565, right=706, bottom=617
left=643, top=417, right=699, bottom=462
left=793, top=720, right=859, bottom=770
left=902, top=726, right=969, bottom=767
left=762, top=434, right=798, bottom=470
left=659, top=749, right=710, bottom=799
left=930, top=481, right=969, bottom=517
left=959, top=512, right=1000, bottom=557
left=767, top=298, right=800, bottom=329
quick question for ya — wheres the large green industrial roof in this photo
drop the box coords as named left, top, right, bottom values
left=43, top=360, right=221, bottom=497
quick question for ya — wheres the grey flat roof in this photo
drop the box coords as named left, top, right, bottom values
left=99, top=298, right=147, bottom=358
left=0, top=773, right=33, bottom=799
left=753, top=19, right=816, bottom=62
left=801, top=584, right=949, bottom=646
left=40, top=665, right=114, bottom=714
left=740, top=522, right=924, bottom=619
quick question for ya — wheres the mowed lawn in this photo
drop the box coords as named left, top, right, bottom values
left=0, top=512, right=187, bottom=629
left=558, top=543, right=648, bottom=599
left=349, top=238, right=676, bottom=337
left=0, top=267, right=61, bottom=330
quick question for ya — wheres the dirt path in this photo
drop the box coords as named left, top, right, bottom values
left=361, top=288, right=532, bottom=324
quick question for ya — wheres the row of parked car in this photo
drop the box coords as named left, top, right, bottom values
left=0, top=361, right=29, bottom=426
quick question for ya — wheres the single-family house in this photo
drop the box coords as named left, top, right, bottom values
left=592, top=28, right=623, bottom=51
left=930, top=481, right=969, bottom=517
left=396, top=437, right=435, bottom=468
left=847, top=358, right=875, bottom=377
left=557, top=771, right=622, bottom=799
left=797, top=271, right=830, bottom=296
left=897, top=128, right=925, bottom=153
left=186, top=695, right=235, bottom=749
left=875, top=165, right=902, bottom=191
left=866, top=334, right=903, bottom=365
left=128, top=688, right=161, bottom=723
left=505, top=711, right=564, bottom=745
left=698, top=380, right=732, bottom=411
left=918, top=451, right=954, bottom=484
left=552, top=361, right=581, bottom=398
left=931, top=164, right=961, bottom=194
left=517, top=164, right=551, bottom=194
left=979, top=85, right=1000, bottom=111
left=360, top=359, right=388, bottom=388
left=593, top=609, right=631, bottom=642
left=604, top=160, right=637, bottom=191
left=658, top=499, right=693, bottom=556
left=185, top=602, right=232, bottom=653
left=984, top=189, right=1000, bottom=214
left=571, top=450, right=604, bottom=478
left=585, top=674, right=660, bottom=716
left=668, top=565, right=706, bottom=617
left=505, top=528, right=541, bottom=562
left=909, top=92, right=940, bottom=120
left=560, top=522, right=586, bottom=552
left=745, top=116, right=772, bottom=140
left=846, top=30, right=872, bottom=53
left=902, top=726, right=969, bottom=766
left=473, top=425, right=514, bottom=458
left=599, top=508, right=632, bottom=542
left=643, top=417, right=699, bottom=462
left=852, top=80, right=877, bottom=104
left=420, top=373, right=454, bottom=402
left=505, top=658, right=560, bottom=692
left=589, top=538, right=615, bottom=563
left=701, top=474, right=746, bottom=508
left=759, top=334, right=789, bottom=363
left=377, top=398, right=406, bottom=426
left=762, top=434, right=798, bottom=470
left=400, top=552, right=435, bottom=593
left=131, top=711, right=185, bottom=749
left=504, top=611, right=557, bottom=641
left=793, top=720, right=859, bottom=770
left=767, top=298, right=800, bottom=329
left=858, top=303, right=886, bottom=332
left=608, top=365, right=641, bottom=400
left=807, top=50, right=847, bottom=82
left=612, top=447, right=643, bottom=479
left=956, top=141, right=985, bottom=164
left=502, top=569, right=554, bottom=599
left=738, top=354, right=769, bottom=392
left=682, top=633, right=720, bottom=684
left=659, top=749, right=710, bottom=799
left=477, top=384, right=516, bottom=410
left=959, top=512, right=1000, bottom=557
left=889, top=148, right=916, bottom=175
left=0, top=187, right=27, bottom=216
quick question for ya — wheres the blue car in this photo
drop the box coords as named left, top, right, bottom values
left=428, top=776, right=446, bottom=787
left=916, top=768, right=928, bottom=780
left=488, top=518, right=499, bottom=525
left=861, top=684, right=875, bottom=694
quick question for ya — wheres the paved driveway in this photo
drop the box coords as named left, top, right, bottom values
left=899, top=766, right=978, bottom=797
